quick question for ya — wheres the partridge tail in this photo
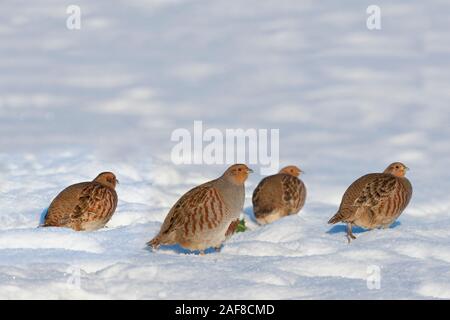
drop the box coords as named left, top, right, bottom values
left=147, top=236, right=161, bottom=249
left=328, top=211, right=344, bottom=224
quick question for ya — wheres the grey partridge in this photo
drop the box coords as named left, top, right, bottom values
left=43, top=172, right=118, bottom=231
left=328, top=162, right=412, bottom=242
left=252, top=165, right=306, bottom=225
left=148, top=164, right=253, bottom=253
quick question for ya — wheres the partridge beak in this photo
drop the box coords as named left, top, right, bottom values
left=405, top=167, right=410, bottom=171
left=247, top=168, right=254, bottom=173
left=116, top=179, right=120, bottom=184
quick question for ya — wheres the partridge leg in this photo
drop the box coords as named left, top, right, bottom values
left=214, top=246, right=222, bottom=252
left=346, top=223, right=356, bottom=243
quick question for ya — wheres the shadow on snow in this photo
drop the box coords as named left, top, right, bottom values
left=327, top=220, right=402, bottom=235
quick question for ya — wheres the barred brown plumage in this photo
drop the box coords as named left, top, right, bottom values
left=328, top=162, right=412, bottom=243
left=252, top=165, right=306, bottom=225
left=147, top=164, right=253, bottom=254
left=43, top=172, right=118, bottom=231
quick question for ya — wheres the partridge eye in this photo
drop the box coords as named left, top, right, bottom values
left=238, top=168, right=242, bottom=171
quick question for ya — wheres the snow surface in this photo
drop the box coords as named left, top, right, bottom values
left=1, top=0, right=450, bottom=299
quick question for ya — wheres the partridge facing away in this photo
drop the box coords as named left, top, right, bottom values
left=147, top=164, right=253, bottom=253
left=252, top=165, right=306, bottom=225
left=328, top=162, right=412, bottom=243
left=43, top=172, right=118, bottom=231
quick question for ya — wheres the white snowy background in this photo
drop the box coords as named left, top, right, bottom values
left=1, top=0, right=450, bottom=299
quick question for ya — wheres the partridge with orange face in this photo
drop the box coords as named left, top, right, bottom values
left=147, top=164, right=253, bottom=253
left=252, top=165, right=306, bottom=225
left=328, top=162, right=412, bottom=242
left=43, top=172, right=118, bottom=231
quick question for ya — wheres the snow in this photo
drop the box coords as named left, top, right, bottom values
left=1, top=0, right=450, bottom=299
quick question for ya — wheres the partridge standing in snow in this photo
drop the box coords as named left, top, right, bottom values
left=252, top=165, right=306, bottom=225
left=43, top=172, right=118, bottom=231
left=148, top=164, right=253, bottom=253
left=328, top=162, right=412, bottom=242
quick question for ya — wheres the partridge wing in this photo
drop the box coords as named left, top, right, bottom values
left=280, top=175, right=305, bottom=211
left=353, top=175, right=398, bottom=208
left=71, top=183, right=117, bottom=221
left=159, top=183, right=228, bottom=236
